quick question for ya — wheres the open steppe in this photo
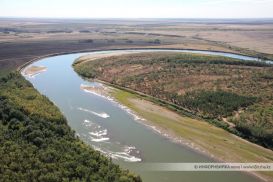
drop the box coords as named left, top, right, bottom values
left=1, top=18, right=273, bottom=72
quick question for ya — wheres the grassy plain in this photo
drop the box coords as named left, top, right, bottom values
left=1, top=18, right=273, bottom=71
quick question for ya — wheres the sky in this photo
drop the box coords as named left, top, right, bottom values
left=1, top=0, right=273, bottom=19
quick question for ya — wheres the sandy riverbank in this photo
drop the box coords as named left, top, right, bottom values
left=110, top=86, right=273, bottom=182
left=80, top=83, right=110, bottom=97
left=23, top=65, right=47, bottom=77
left=79, top=81, right=273, bottom=182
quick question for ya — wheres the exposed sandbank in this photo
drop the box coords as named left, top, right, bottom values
left=23, top=65, right=47, bottom=77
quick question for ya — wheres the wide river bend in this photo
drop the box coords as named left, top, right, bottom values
left=22, top=49, right=265, bottom=182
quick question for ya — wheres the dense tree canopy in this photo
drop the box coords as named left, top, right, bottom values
left=0, top=72, right=141, bottom=182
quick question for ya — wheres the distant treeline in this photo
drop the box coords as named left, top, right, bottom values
left=0, top=28, right=73, bottom=34
left=46, top=30, right=73, bottom=34
left=0, top=27, right=40, bottom=34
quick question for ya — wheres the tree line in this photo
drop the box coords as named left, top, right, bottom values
left=0, top=72, right=141, bottom=182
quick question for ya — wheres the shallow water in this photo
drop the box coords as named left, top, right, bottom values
left=22, top=49, right=263, bottom=182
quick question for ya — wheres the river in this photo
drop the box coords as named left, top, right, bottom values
left=22, top=49, right=264, bottom=182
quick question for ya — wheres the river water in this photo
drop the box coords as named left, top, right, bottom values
left=22, top=49, right=263, bottom=182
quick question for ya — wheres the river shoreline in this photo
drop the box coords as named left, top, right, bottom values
left=88, top=80, right=271, bottom=182
left=80, top=79, right=271, bottom=182
left=22, top=65, right=47, bottom=78
left=19, top=48, right=272, bottom=182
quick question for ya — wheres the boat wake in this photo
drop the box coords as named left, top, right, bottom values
left=78, top=107, right=110, bottom=118
left=94, top=145, right=142, bottom=162
left=80, top=83, right=148, bottom=123
left=82, top=119, right=142, bottom=162
left=89, top=129, right=107, bottom=137
left=89, top=129, right=109, bottom=142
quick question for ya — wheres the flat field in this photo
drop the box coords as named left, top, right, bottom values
left=1, top=18, right=273, bottom=72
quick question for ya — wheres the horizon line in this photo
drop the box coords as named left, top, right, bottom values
left=1, top=16, right=273, bottom=20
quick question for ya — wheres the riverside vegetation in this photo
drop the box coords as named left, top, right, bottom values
left=73, top=52, right=273, bottom=150
left=0, top=72, right=141, bottom=182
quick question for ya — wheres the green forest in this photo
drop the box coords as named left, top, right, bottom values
left=74, top=52, right=273, bottom=149
left=0, top=72, right=141, bottom=182
left=174, top=90, right=256, bottom=118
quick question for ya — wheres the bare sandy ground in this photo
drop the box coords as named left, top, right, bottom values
left=80, top=84, right=110, bottom=97
left=23, top=65, right=47, bottom=77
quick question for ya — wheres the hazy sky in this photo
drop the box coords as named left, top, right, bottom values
left=1, top=0, right=273, bottom=18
